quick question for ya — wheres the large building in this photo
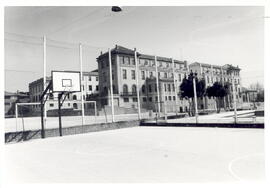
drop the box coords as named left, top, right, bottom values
left=189, top=62, right=243, bottom=110
left=97, top=45, right=243, bottom=113
left=28, top=70, right=99, bottom=112
left=5, top=91, right=30, bottom=117
left=97, top=45, right=190, bottom=113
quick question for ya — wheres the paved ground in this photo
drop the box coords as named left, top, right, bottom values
left=4, top=126, right=264, bottom=183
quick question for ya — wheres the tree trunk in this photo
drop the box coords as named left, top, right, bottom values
left=216, top=97, right=219, bottom=113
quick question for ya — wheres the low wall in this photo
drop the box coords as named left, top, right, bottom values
left=140, top=121, right=264, bottom=129
left=5, top=120, right=140, bottom=143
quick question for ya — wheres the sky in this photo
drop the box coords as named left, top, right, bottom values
left=4, top=6, right=264, bottom=92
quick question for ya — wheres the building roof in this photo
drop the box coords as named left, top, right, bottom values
left=97, top=45, right=187, bottom=65
left=5, top=91, right=29, bottom=97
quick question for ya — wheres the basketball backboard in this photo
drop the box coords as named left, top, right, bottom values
left=51, top=71, right=81, bottom=92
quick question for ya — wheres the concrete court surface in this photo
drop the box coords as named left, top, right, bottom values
left=4, top=126, right=264, bottom=183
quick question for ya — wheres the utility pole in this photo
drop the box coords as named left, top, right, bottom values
left=232, top=77, right=237, bottom=123
left=108, top=48, right=115, bottom=122
left=134, top=49, right=141, bottom=120
left=43, top=36, right=47, bottom=125
left=154, top=56, right=160, bottom=116
left=193, top=76, right=199, bottom=123
left=79, top=43, right=85, bottom=125
left=172, top=58, right=178, bottom=115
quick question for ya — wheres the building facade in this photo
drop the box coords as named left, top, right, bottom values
left=5, top=91, right=30, bottom=117
left=97, top=45, right=190, bottom=113
left=97, top=45, right=243, bottom=113
left=189, top=62, right=242, bottom=110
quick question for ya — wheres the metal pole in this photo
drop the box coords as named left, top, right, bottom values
left=43, top=36, right=47, bottom=123
left=154, top=56, right=161, bottom=116
left=135, top=49, right=141, bottom=120
left=94, top=101, right=97, bottom=123
left=232, top=77, right=237, bottom=123
left=15, top=103, right=18, bottom=132
left=108, top=48, right=115, bottom=122
left=172, top=58, right=178, bottom=115
left=58, top=93, right=63, bottom=136
left=162, top=83, right=167, bottom=121
left=40, top=101, right=45, bottom=138
left=193, top=77, right=198, bottom=123
left=79, top=43, right=85, bottom=125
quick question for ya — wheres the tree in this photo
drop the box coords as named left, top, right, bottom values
left=180, top=72, right=206, bottom=116
left=206, top=81, right=229, bottom=113
left=256, top=90, right=264, bottom=102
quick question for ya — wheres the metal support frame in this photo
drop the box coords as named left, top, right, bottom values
left=40, top=80, right=52, bottom=138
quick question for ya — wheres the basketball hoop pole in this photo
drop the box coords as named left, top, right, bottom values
left=43, top=36, right=47, bottom=123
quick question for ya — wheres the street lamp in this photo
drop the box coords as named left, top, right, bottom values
left=112, top=6, right=122, bottom=12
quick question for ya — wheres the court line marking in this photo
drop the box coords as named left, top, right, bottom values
left=228, top=153, right=263, bottom=181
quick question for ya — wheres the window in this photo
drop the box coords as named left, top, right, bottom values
left=178, top=74, right=181, bottom=82
left=96, top=77, right=98, bottom=81
left=73, top=103, right=78, bottom=109
left=49, top=103, right=54, bottom=107
left=124, top=98, right=129, bottom=102
left=151, top=60, right=155, bottom=66
left=133, top=97, right=137, bottom=102
left=164, top=84, right=167, bottom=91
left=155, top=84, right=157, bottom=92
left=170, top=73, right=174, bottom=78
left=148, top=85, right=152, bottom=93
left=124, top=57, right=130, bottom=65
left=143, top=97, right=147, bottom=102
left=89, top=76, right=91, bottom=81
left=141, top=71, right=145, bottom=80
left=73, top=95, right=77, bottom=100
left=173, top=96, right=176, bottom=101
left=89, top=85, right=92, bottom=91
left=169, top=96, right=172, bottom=101
left=120, top=56, right=124, bottom=64
left=132, top=85, right=137, bottom=94
left=155, top=96, right=158, bottom=101
left=144, top=60, right=149, bottom=66
left=131, top=70, right=136, bottom=80
left=142, top=85, right=146, bottom=93
left=112, top=70, right=114, bottom=80
left=164, top=72, right=168, bottom=78
left=123, top=69, right=127, bottom=79
left=172, top=84, right=175, bottom=92
left=68, top=103, right=70, bottom=107
left=103, top=72, right=106, bottom=82
left=123, top=84, right=128, bottom=94
left=96, top=85, right=99, bottom=91
left=158, top=72, right=161, bottom=78
left=101, top=61, right=104, bottom=68
left=149, top=97, right=152, bottom=102
left=168, top=84, right=171, bottom=92
left=165, top=96, right=167, bottom=100
left=130, top=57, right=135, bottom=65
left=150, top=72, right=153, bottom=77
left=82, top=85, right=84, bottom=91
